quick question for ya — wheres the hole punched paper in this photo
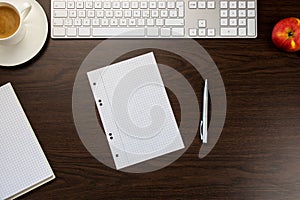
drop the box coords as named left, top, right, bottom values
left=87, top=52, right=185, bottom=170
left=0, top=83, right=55, bottom=200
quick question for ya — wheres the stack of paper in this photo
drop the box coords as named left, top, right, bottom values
left=0, top=83, right=55, bottom=200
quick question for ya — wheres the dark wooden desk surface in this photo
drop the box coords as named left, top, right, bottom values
left=1, top=0, right=300, bottom=199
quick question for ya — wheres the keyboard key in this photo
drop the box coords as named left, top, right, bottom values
left=220, top=10, right=228, bottom=17
left=116, top=19, right=125, bottom=26
left=238, top=10, right=246, bottom=17
left=156, top=19, right=164, bottom=26
left=74, top=19, right=82, bottom=26
left=247, top=10, right=255, bottom=17
left=76, top=1, right=84, bottom=8
left=238, top=1, right=246, bottom=8
left=207, top=28, right=215, bottom=36
left=128, top=19, right=136, bottom=26
left=229, top=18, right=237, bottom=26
left=147, top=27, right=159, bottom=36
left=110, top=19, right=118, bottom=26
left=67, top=27, right=77, bottom=36
left=122, top=2, right=130, bottom=8
left=53, top=18, right=64, bottom=26
left=229, top=10, right=237, bottom=17
left=207, top=1, right=215, bottom=9
left=161, top=28, right=171, bottom=36
left=167, top=2, right=175, bottom=9
left=96, top=10, right=104, bottom=17
left=176, top=2, right=184, bottom=17
left=189, top=1, right=197, bottom=9
left=169, top=10, right=177, bottom=18
left=78, top=10, right=86, bottom=17
left=92, top=19, right=100, bottom=26
left=95, top=1, right=102, bottom=8
left=147, top=19, right=155, bottom=26
left=115, top=10, right=123, bottom=17
left=112, top=1, right=120, bottom=8
left=103, top=2, right=111, bottom=8
left=101, top=19, right=109, bottom=26
left=137, top=19, right=145, bottom=26
left=189, top=28, right=197, bottom=36
left=53, top=27, right=65, bottom=36
left=198, top=28, right=206, bottom=36
left=92, top=28, right=145, bottom=36
left=178, top=9, right=184, bottom=17
left=176, top=1, right=184, bottom=8
left=141, top=1, right=148, bottom=9
left=131, top=2, right=138, bottom=9
left=87, top=10, right=95, bottom=17
left=67, top=1, right=75, bottom=9
left=120, top=18, right=127, bottom=26
left=159, top=10, right=169, bottom=18
left=158, top=1, right=166, bottom=8
left=79, top=27, right=91, bottom=36
left=221, top=27, right=237, bottom=36
left=220, top=1, right=227, bottom=8
left=247, top=19, right=256, bottom=36
left=160, top=10, right=168, bottom=18
left=83, top=19, right=91, bottom=26
left=124, top=10, right=132, bottom=17
left=53, top=1, right=66, bottom=9
left=229, top=1, right=237, bottom=8
left=133, top=10, right=141, bottom=18
left=238, top=27, right=246, bottom=36
left=172, top=28, right=184, bottom=36
left=85, top=1, right=93, bottom=9
left=129, top=19, right=136, bottom=26
left=53, top=10, right=67, bottom=18
left=150, top=1, right=157, bottom=8
left=105, top=10, right=113, bottom=17
left=198, top=19, right=206, bottom=28
left=220, top=18, right=228, bottom=26
left=165, top=19, right=184, bottom=26
left=64, top=19, right=73, bottom=26
left=238, top=18, right=246, bottom=26
left=69, top=10, right=77, bottom=17
left=198, top=1, right=206, bottom=9
left=247, top=1, right=255, bottom=8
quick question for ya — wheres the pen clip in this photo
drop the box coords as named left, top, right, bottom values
left=200, top=120, right=203, bottom=140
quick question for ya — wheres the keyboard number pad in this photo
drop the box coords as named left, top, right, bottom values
left=220, top=1, right=256, bottom=37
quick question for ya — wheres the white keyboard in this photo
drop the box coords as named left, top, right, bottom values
left=51, top=0, right=257, bottom=38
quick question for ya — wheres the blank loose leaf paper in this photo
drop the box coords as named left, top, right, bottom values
left=0, top=83, right=55, bottom=200
left=87, top=52, right=184, bottom=170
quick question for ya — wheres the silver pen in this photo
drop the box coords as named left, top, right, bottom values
left=200, top=79, right=208, bottom=143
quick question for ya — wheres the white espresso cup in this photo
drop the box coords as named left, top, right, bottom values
left=0, top=1, right=31, bottom=45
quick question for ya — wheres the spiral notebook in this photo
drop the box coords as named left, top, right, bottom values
left=87, top=52, right=184, bottom=170
left=0, top=83, right=55, bottom=200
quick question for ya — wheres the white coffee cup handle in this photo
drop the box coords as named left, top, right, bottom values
left=20, top=2, right=32, bottom=20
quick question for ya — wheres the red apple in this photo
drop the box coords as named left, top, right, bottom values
left=272, top=17, right=300, bottom=52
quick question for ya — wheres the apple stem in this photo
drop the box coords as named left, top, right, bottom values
left=288, top=31, right=294, bottom=37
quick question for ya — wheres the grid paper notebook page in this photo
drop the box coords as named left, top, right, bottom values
left=87, top=52, right=184, bottom=170
left=0, top=83, right=55, bottom=200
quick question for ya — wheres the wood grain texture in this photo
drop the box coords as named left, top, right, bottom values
left=1, top=0, right=300, bottom=199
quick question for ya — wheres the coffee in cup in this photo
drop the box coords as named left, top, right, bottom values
left=0, top=4, right=20, bottom=39
left=0, top=1, right=31, bottom=45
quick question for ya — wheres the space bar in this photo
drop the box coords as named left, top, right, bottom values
left=92, top=28, right=145, bottom=37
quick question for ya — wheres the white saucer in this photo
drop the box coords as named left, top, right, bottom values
left=0, top=0, right=48, bottom=67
